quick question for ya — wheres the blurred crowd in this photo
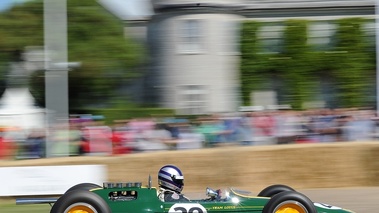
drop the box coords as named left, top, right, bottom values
left=0, top=108, right=378, bottom=160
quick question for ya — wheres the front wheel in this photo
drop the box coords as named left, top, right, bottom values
left=263, top=191, right=317, bottom=213
left=258, top=184, right=295, bottom=197
left=51, top=190, right=111, bottom=213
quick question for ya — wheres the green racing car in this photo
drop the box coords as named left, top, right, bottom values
left=16, top=176, right=355, bottom=213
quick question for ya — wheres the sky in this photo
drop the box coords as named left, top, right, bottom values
left=0, top=0, right=31, bottom=11
left=98, top=0, right=153, bottom=20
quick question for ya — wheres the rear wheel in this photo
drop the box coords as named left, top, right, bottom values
left=263, top=191, right=317, bottom=213
left=51, top=190, right=111, bottom=213
left=258, top=184, right=295, bottom=197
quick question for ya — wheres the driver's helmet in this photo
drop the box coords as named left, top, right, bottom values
left=158, top=165, right=184, bottom=193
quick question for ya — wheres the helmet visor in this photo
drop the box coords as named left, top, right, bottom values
left=172, top=175, right=184, bottom=186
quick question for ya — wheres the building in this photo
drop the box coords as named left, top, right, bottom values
left=147, top=0, right=244, bottom=115
left=100, top=0, right=376, bottom=114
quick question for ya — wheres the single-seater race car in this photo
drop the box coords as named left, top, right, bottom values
left=16, top=176, right=355, bottom=213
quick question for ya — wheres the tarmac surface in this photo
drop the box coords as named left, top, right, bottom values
left=298, top=187, right=378, bottom=213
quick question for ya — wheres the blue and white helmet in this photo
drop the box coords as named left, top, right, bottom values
left=158, top=165, right=184, bottom=193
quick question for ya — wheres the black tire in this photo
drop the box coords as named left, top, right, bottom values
left=65, top=183, right=102, bottom=194
left=258, top=184, right=295, bottom=197
left=262, top=191, right=317, bottom=213
left=51, top=190, right=111, bottom=213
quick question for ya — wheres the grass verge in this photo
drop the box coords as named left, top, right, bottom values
left=0, top=199, right=51, bottom=213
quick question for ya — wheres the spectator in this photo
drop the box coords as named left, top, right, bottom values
left=252, top=111, right=276, bottom=145
left=237, top=113, right=255, bottom=145
left=134, top=123, right=171, bottom=152
left=22, top=128, right=45, bottom=158
left=342, top=110, right=376, bottom=141
left=195, top=117, right=225, bottom=147
left=176, top=123, right=204, bottom=149
left=0, top=128, right=9, bottom=159
left=275, top=110, right=302, bottom=144
left=310, top=109, right=339, bottom=142
left=111, top=125, right=133, bottom=155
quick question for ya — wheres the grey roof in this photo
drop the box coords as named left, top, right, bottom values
left=152, top=0, right=375, bottom=10
left=242, top=0, right=374, bottom=9
left=98, top=0, right=375, bottom=20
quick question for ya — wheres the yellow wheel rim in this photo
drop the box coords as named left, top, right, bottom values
left=274, top=201, right=307, bottom=213
left=64, top=202, right=97, bottom=213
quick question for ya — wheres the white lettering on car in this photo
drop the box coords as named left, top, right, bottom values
left=314, top=202, right=342, bottom=210
left=168, top=203, right=207, bottom=213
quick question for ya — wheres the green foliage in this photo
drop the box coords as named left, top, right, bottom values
left=0, top=200, right=51, bottom=213
left=0, top=2, right=44, bottom=50
left=0, top=0, right=145, bottom=109
left=281, top=19, right=313, bottom=109
left=240, top=21, right=260, bottom=105
left=333, top=18, right=373, bottom=107
left=282, top=20, right=309, bottom=56
left=240, top=18, right=374, bottom=109
left=240, top=21, right=279, bottom=105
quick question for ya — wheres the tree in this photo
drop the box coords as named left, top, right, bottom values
left=240, top=18, right=374, bottom=109
left=281, top=19, right=313, bottom=109
left=240, top=20, right=313, bottom=109
left=332, top=18, right=373, bottom=107
left=240, top=21, right=261, bottom=105
left=0, top=0, right=145, bottom=108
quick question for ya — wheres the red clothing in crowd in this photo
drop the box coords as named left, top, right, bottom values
left=253, top=115, right=275, bottom=136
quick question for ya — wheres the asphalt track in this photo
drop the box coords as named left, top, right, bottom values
left=296, top=187, right=378, bottom=213
left=187, top=187, right=378, bottom=213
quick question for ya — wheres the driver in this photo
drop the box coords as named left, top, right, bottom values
left=157, top=164, right=190, bottom=202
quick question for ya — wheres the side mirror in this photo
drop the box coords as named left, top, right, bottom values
left=206, top=187, right=218, bottom=198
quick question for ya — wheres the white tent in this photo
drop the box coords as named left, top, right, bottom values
left=0, top=88, right=46, bottom=130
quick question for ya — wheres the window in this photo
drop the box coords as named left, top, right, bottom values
left=178, top=19, right=203, bottom=53
left=219, top=20, right=241, bottom=54
left=177, top=85, right=207, bottom=115
left=258, top=23, right=284, bottom=54
left=308, top=21, right=336, bottom=51
left=362, top=20, right=375, bottom=51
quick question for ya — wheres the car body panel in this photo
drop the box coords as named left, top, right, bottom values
left=16, top=181, right=356, bottom=213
